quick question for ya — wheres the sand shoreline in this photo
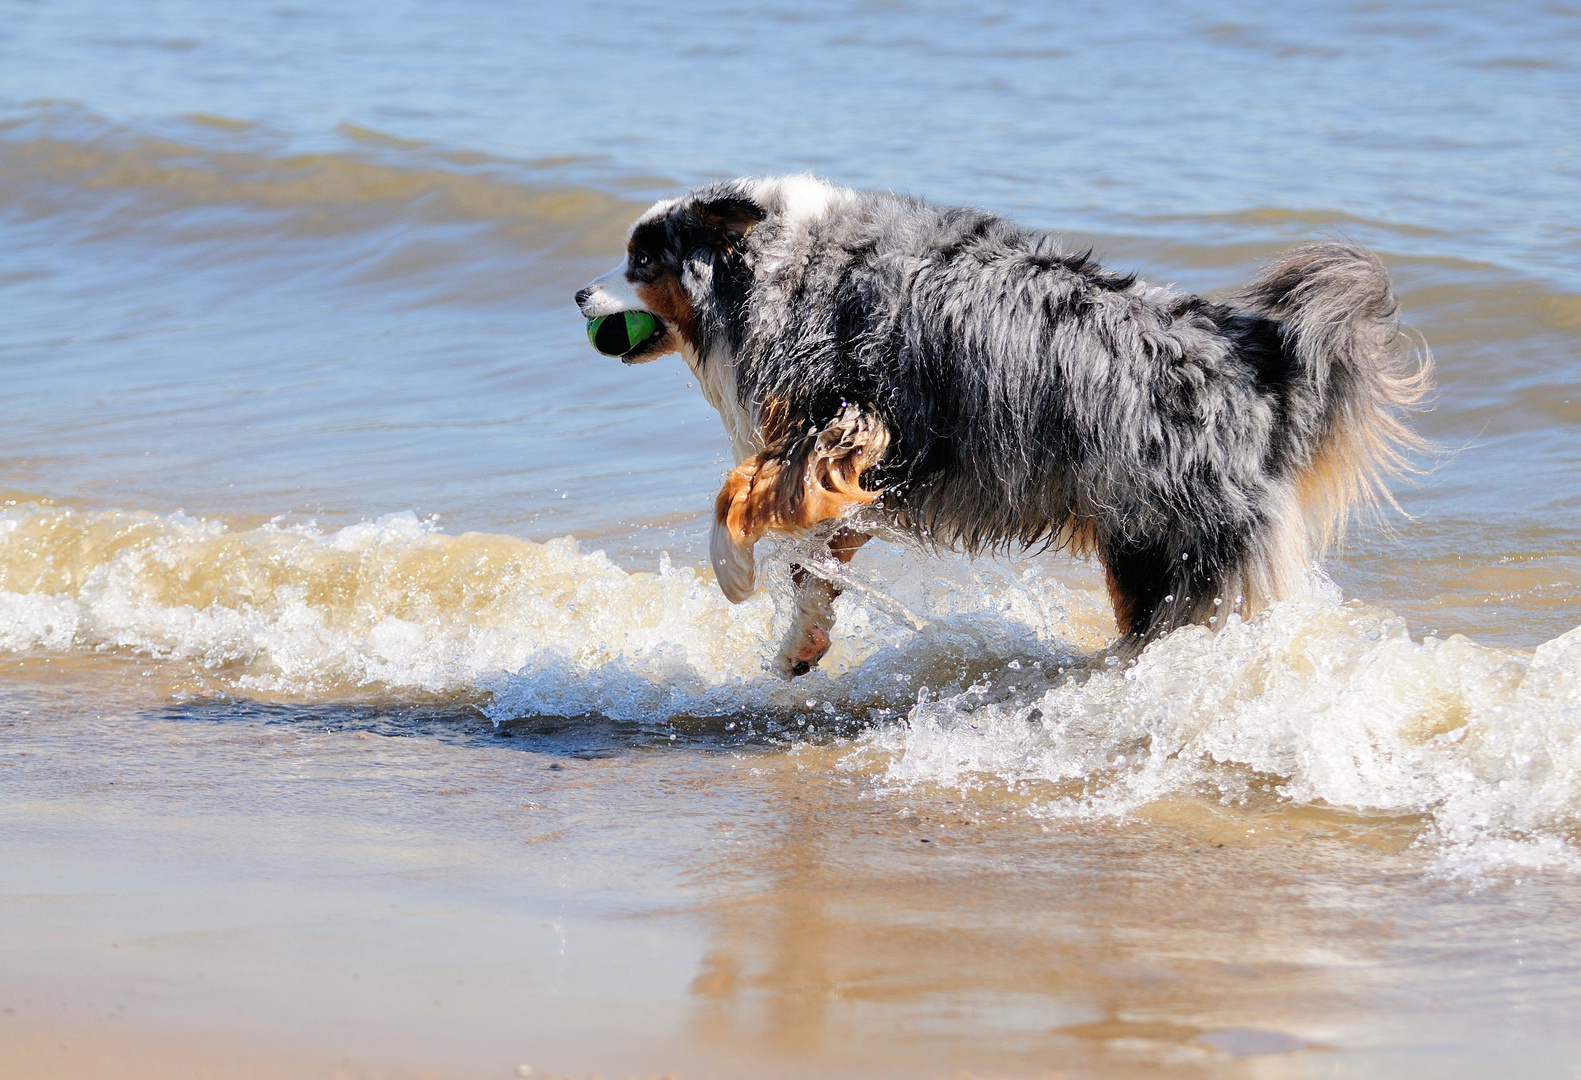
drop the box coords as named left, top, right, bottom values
left=8, top=655, right=1581, bottom=1079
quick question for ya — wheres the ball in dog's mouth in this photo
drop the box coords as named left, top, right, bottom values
left=586, top=311, right=661, bottom=358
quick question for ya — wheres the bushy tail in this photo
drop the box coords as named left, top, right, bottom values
left=1233, top=241, right=1433, bottom=551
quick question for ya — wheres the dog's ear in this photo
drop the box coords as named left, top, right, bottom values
left=696, top=196, right=765, bottom=251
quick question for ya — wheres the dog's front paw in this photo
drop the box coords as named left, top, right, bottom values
left=773, top=575, right=837, bottom=679
left=775, top=620, right=831, bottom=679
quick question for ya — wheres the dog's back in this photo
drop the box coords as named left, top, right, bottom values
left=735, top=192, right=1428, bottom=645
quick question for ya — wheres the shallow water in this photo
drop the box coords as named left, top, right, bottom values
left=2, top=2, right=1580, bottom=1077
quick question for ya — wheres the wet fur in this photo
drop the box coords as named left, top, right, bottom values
left=576, top=176, right=1429, bottom=669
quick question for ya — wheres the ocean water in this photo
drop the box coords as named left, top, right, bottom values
left=3, top=2, right=1580, bottom=1077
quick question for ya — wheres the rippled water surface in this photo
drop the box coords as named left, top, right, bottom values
left=2, top=2, right=1580, bottom=1078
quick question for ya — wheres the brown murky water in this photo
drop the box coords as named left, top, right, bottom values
left=3, top=2, right=1581, bottom=1077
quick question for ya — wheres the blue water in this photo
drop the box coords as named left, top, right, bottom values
left=5, top=1, right=1580, bottom=280
left=3, top=0, right=1580, bottom=644
left=4, top=4, right=1581, bottom=1077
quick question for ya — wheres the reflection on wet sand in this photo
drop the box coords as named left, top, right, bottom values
left=4, top=658, right=1581, bottom=1079
left=678, top=748, right=1420, bottom=1077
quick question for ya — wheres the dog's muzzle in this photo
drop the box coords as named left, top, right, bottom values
left=576, top=264, right=643, bottom=319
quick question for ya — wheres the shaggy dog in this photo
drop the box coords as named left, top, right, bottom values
left=575, top=176, right=1427, bottom=677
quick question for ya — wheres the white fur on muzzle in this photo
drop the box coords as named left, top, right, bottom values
left=576, top=263, right=644, bottom=318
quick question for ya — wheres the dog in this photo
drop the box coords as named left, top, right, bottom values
left=575, top=175, right=1428, bottom=678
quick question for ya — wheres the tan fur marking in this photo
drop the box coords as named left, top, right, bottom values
left=1063, top=517, right=1099, bottom=559
left=634, top=276, right=698, bottom=353
left=714, top=406, right=889, bottom=546
left=828, top=528, right=871, bottom=563
left=1104, top=565, right=1136, bottom=636
left=755, top=395, right=794, bottom=445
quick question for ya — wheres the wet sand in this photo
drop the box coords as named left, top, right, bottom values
left=6, top=656, right=1580, bottom=1080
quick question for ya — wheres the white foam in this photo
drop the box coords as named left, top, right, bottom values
left=852, top=592, right=1581, bottom=879
left=3, top=500, right=1578, bottom=876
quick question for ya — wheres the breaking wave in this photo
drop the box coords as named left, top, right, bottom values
left=0, top=501, right=1106, bottom=712
left=2, top=498, right=1578, bottom=877
left=852, top=592, right=1581, bottom=879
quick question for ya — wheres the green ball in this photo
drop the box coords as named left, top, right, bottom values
left=586, top=310, right=660, bottom=356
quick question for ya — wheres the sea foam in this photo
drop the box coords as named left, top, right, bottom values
left=3, top=501, right=1577, bottom=876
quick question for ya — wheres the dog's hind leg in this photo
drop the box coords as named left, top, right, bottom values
left=1098, top=532, right=1249, bottom=656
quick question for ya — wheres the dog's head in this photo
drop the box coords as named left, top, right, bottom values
left=574, top=176, right=846, bottom=365
left=574, top=182, right=765, bottom=365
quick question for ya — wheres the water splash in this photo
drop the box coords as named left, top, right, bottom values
left=3, top=499, right=1578, bottom=875
left=851, top=590, right=1581, bottom=878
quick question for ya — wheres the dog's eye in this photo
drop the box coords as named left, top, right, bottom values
left=632, top=251, right=652, bottom=269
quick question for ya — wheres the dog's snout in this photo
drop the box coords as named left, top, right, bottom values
left=577, top=263, right=642, bottom=318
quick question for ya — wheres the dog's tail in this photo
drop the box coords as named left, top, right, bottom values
left=1233, top=241, right=1432, bottom=552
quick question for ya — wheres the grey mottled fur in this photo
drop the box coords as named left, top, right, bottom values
left=578, top=176, right=1427, bottom=652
